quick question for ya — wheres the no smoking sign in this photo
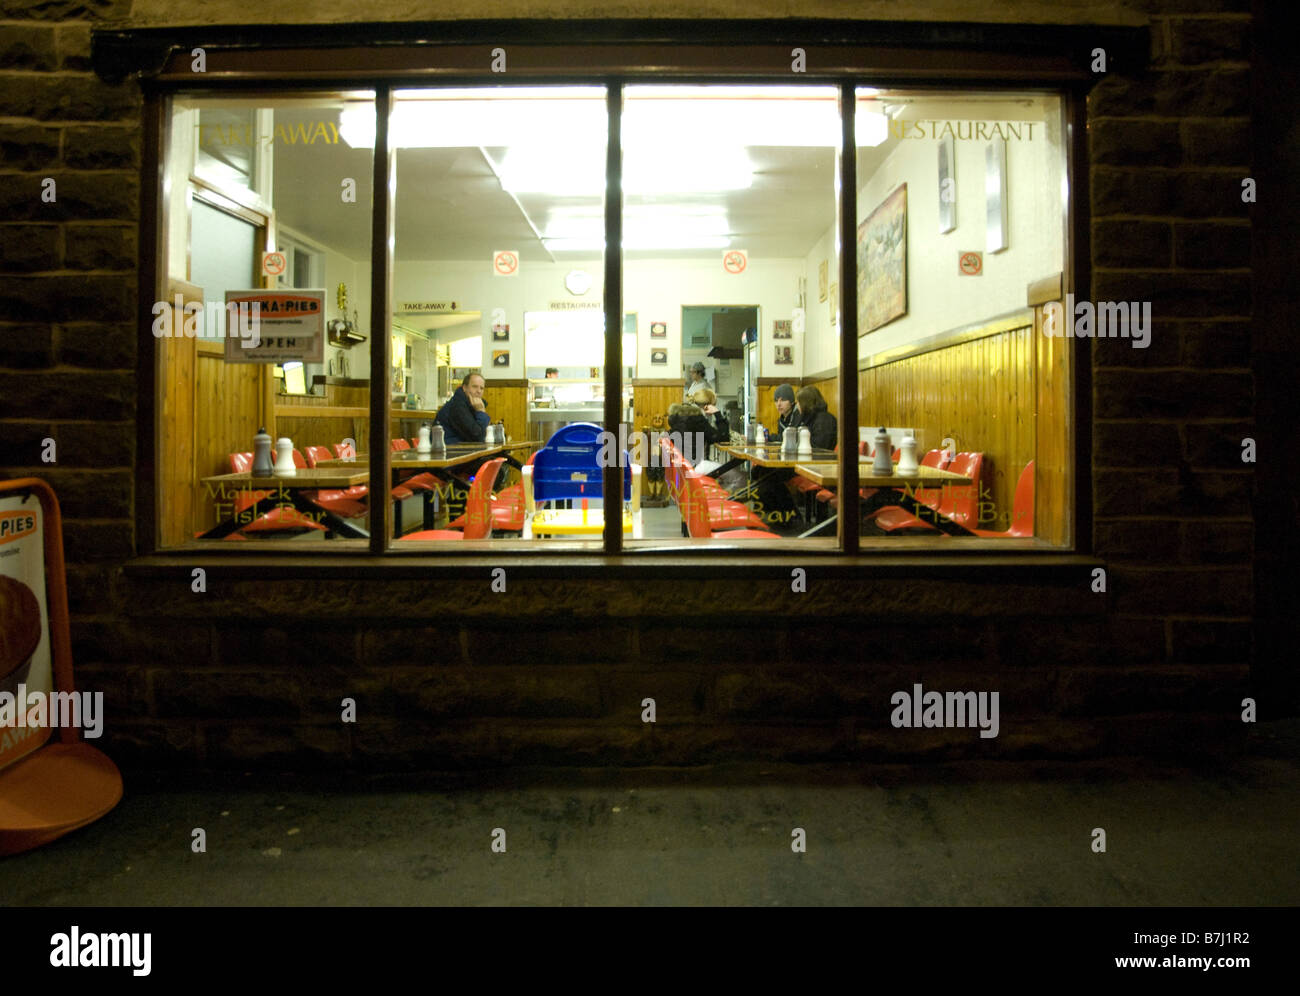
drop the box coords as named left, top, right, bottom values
left=958, top=250, right=983, bottom=276
left=723, top=249, right=748, bottom=274
left=492, top=250, right=519, bottom=277
left=262, top=251, right=287, bottom=277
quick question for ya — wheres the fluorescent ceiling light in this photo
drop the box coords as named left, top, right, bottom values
left=341, top=88, right=845, bottom=152
left=495, top=147, right=753, bottom=195
left=543, top=207, right=732, bottom=251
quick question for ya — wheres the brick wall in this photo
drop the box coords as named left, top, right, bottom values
left=0, top=0, right=1271, bottom=772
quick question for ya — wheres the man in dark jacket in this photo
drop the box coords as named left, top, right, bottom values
left=772, top=383, right=799, bottom=439
left=435, top=372, right=489, bottom=443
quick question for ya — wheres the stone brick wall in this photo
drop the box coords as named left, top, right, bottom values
left=0, top=0, right=1270, bottom=772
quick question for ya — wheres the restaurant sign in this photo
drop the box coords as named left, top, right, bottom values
left=224, top=289, right=325, bottom=364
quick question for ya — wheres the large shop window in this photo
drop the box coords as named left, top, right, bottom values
left=153, top=80, right=1072, bottom=555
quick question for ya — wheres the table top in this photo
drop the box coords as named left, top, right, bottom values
left=718, top=443, right=839, bottom=468
left=318, top=441, right=536, bottom=469
left=529, top=508, right=634, bottom=535
left=793, top=462, right=973, bottom=488
left=200, top=468, right=371, bottom=489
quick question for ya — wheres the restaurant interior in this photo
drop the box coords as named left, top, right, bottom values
left=160, top=85, right=1070, bottom=550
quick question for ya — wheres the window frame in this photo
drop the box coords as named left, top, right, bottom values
left=121, top=19, right=1139, bottom=564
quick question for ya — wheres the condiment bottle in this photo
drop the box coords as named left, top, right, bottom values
left=429, top=425, right=445, bottom=451
left=252, top=426, right=273, bottom=476
left=783, top=426, right=798, bottom=454
left=798, top=426, right=813, bottom=458
left=417, top=424, right=432, bottom=454
left=897, top=432, right=919, bottom=476
left=272, top=437, right=297, bottom=476
left=872, top=427, right=893, bottom=476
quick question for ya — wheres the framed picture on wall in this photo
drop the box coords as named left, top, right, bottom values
left=774, top=345, right=792, bottom=365
left=986, top=137, right=1008, bottom=253
left=650, top=348, right=668, bottom=365
left=829, top=282, right=838, bottom=326
left=857, top=183, right=908, bottom=334
left=650, top=321, right=667, bottom=338
left=773, top=319, right=792, bottom=340
left=492, top=350, right=510, bottom=367
left=492, top=323, right=509, bottom=341
left=938, top=134, right=956, bottom=234
left=818, top=259, right=828, bottom=302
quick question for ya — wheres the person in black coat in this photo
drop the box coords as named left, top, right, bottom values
left=435, top=372, right=489, bottom=443
left=668, top=391, right=729, bottom=467
left=795, top=385, right=838, bottom=449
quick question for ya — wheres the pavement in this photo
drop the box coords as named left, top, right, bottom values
left=2, top=721, right=1297, bottom=906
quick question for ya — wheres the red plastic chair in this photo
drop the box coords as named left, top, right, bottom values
left=304, top=445, right=370, bottom=501
left=865, top=448, right=950, bottom=520
left=400, top=457, right=504, bottom=541
left=289, top=449, right=368, bottom=520
left=682, top=472, right=774, bottom=539
left=448, top=450, right=533, bottom=532
left=971, top=461, right=1035, bottom=538
left=671, top=454, right=763, bottom=529
left=873, top=451, right=983, bottom=533
left=227, top=452, right=328, bottom=534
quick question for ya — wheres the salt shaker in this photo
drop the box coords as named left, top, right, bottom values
left=745, top=421, right=757, bottom=445
left=798, top=426, right=813, bottom=459
left=872, top=427, right=893, bottom=476
left=272, top=437, right=297, bottom=476
left=782, top=426, right=798, bottom=454
left=251, top=426, right=273, bottom=476
left=896, top=432, right=919, bottom=476
left=417, top=424, right=432, bottom=455
left=429, top=424, right=445, bottom=452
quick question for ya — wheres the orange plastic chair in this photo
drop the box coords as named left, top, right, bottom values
left=399, top=457, right=505, bottom=541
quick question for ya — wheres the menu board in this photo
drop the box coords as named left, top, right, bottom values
left=0, top=494, right=53, bottom=771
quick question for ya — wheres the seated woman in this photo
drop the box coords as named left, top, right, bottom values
left=794, top=385, right=838, bottom=449
left=668, top=388, right=730, bottom=473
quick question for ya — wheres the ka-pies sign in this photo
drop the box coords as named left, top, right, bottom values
left=493, top=250, right=519, bottom=277
left=224, top=289, right=324, bottom=364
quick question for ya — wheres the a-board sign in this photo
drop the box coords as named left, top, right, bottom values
left=0, top=495, right=53, bottom=770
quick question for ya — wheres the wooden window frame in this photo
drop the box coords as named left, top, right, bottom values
left=116, top=19, right=1145, bottom=568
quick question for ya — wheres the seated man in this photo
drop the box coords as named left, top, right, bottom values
left=435, top=371, right=489, bottom=443
left=772, top=383, right=799, bottom=439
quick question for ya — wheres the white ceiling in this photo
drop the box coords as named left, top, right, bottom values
left=269, top=91, right=1049, bottom=264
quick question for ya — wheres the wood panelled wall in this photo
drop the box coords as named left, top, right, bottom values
left=858, top=318, right=1037, bottom=529
left=275, top=382, right=369, bottom=452
left=195, top=348, right=264, bottom=531
left=159, top=281, right=266, bottom=542
left=632, top=379, right=683, bottom=441
left=482, top=380, right=529, bottom=443
left=1034, top=303, right=1071, bottom=546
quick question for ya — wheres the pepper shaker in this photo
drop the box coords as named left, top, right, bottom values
left=251, top=426, right=274, bottom=476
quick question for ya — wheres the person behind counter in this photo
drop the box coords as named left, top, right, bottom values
left=683, top=361, right=714, bottom=400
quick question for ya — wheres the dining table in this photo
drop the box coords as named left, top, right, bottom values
left=317, top=441, right=539, bottom=536
left=713, top=443, right=840, bottom=504
left=197, top=467, right=373, bottom=539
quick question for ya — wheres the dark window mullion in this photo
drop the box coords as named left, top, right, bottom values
left=837, top=83, right=860, bottom=554
left=603, top=84, right=624, bottom=553
left=370, top=86, right=394, bottom=553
